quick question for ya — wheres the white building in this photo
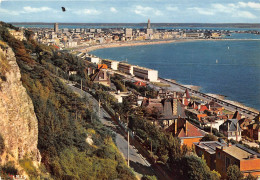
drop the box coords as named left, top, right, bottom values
left=118, top=62, right=134, bottom=75
left=133, top=66, right=158, bottom=82
left=102, top=59, right=120, bottom=70
left=86, top=54, right=100, bottom=64
left=125, top=28, right=133, bottom=38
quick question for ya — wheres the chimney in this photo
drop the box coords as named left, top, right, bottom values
left=175, top=119, right=177, bottom=135
left=173, top=99, right=178, bottom=115
left=208, top=104, right=211, bottom=110
left=173, top=91, right=177, bottom=99
left=198, top=104, right=201, bottom=110
left=182, top=98, right=185, bottom=105
left=236, top=122, right=239, bottom=141
left=185, top=120, right=188, bottom=136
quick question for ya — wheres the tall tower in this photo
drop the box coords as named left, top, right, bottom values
left=146, top=19, right=153, bottom=35
left=147, top=19, right=151, bottom=29
left=54, top=23, right=59, bottom=33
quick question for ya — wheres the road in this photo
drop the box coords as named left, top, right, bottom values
left=67, top=84, right=160, bottom=179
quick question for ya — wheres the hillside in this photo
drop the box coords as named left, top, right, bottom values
left=0, top=21, right=135, bottom=179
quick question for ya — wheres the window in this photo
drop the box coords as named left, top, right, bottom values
left=217, top=152, right=220, bottom=158
left=225, top=157, right=230, bottom=170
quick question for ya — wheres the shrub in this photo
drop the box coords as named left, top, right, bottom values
left=0, top=134, right=5, bottom=155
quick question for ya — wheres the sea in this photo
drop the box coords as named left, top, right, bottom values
left=91, top=36, right=260, bottom=111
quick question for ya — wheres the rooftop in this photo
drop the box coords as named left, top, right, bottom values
left=221, top=144, right=260, bottom=160
left=194, top=141, right=227, bottom=154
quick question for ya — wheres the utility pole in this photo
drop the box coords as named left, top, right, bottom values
left=127, top=115, right=130, bottom=167
left=151, top=139, right=152, bottom=153
left=81, top=79, right=83, bottom=94
left=98, top=99, right=101, bottom=118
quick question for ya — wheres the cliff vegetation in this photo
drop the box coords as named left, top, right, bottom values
left=0, top=21, right=135, bottom=179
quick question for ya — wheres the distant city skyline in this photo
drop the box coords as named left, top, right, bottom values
left=1, top=0, right=260, bottom=23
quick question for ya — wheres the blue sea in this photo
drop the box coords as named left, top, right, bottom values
left=91, top=39, right=260, bottom=111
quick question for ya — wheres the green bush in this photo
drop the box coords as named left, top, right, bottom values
left=0, top=133, right=5, bottom=155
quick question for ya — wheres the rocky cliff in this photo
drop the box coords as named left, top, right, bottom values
left=0, top=43, right=40, bottom=165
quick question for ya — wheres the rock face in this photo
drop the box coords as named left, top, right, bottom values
left=0, top=45, right=40, bottom=164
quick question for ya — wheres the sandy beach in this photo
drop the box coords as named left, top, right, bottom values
left=76, top=39, right=197, bottom=53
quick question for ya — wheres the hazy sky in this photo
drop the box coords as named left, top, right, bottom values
left=1, top=0, right=260, bottom=23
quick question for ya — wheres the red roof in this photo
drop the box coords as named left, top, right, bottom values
left=199, top=105, right=209, bottom=112
left=134, top=81, right=146, bottom=87
left=177, top=121, right=204, bottom=138
left=53, top=45, right=60, bottom=49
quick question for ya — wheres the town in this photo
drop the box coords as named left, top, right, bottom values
left=14, top=20, right=235, bottom=49
left=2, top=21, right=260, bottom=179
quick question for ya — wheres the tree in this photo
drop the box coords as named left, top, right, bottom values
left=0, top=133, right=4, bottom=155
left=141, top=175, right=157, bottom=180
left=200, top=134, right=217, bottom=142
left=174, top=155, right=220, bottom=180
left=227, top=165, right=243, bottom=180
left=244, top=174, right=257, bottom=180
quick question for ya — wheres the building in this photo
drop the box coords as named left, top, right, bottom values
left=102, top=59, right=119, bottom=70
left=216, top=144, right=260, bottom=179
left=146, top=19, right=153, bottom=35
left=219, top=119, right=242, bottom=141
left=54, top=23, right=59, bottom=33
left=147, top=19, right=151, bottom=29
left=183, top=32, right=204, bottom=38
left=194, top=141, right=227, bottom=170
left=118, top=62, right=134, bottom=75
left=89, top=68, right=110, bottom=87
left=247, top=113, right=260, bottom=141
left=86, top=54, right=100, bottom=64
left=125, top=28, right=133, bottom=38
left=133, top=66, right=158, bottom=82
left=166, top=118, right=205, bottom=148
left=158, top=98, right=187, bottom=128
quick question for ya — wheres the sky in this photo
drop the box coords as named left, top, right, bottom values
left=1, top=0, right=260, bottom=23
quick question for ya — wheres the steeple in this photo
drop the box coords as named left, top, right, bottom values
left=147, top=19, right=151, bottom=29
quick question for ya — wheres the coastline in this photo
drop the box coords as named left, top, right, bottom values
left=75, top=38, right=260, bottom=53
left=75, top=39, right=259, bottom=114
left=76, top=39, right=197, bottom=53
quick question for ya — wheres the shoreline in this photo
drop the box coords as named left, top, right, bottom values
left=75, top=38, right=260, bottom=53
left=77, top=39, right=182, bottom=52
left=75, top=39, right=260, bottom=114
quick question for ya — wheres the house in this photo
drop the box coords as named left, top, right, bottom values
left=247, top=113, right=260, bottom=141
left=206, top=101, right=224, bottom=115
left=219, top=119, right=242, bottom=141
left=166, top=118, right=205, bottom=148
left=194, top=141, right=227, bottom=170
left=89, top=68, right=111, bottom=87
left=158, top=98, right=187, bottom=128
left=141, top=97, right=187, bottom=128
left=134, top=81, right=146, bottom=87
left=216, top=144, right=260, bottom=179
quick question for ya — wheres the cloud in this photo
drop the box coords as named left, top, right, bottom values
left=238, top=2, right=260, bottom=9
left=232, top=10, right=257, bottom=19
left=189, top=3, right=257, bottom=19
left=110, top=7, right=117, bottom=13
left=74, top=8, right=101, bottom=15
left=188, top=7, right=214, bottom=15
left=134, top=5, right=162, bottom=16
left=166, top=6, right=179, bottom=11
left=0, top=7, right=19, bottom=15
left=23, top=6, right=51, bottom=13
